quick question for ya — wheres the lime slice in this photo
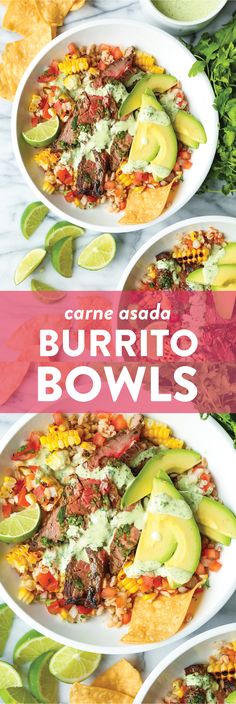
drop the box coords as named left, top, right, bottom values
left=50, top=237, right=73, bottom=277
left=31, top=279, right=65, bottom=303
left=49, top=646, right=101, bottom=684
left=0, top=604, right=14, bottom=656
left=0, top=504, right=40, bottom=544
left=45, top=221, right=85, bottom=248
left=28, top=651, right=58, bottom=704
left=22, top=117, right=59, bottom=148
left=77, top=233, right=116, bottom=270
left=21, top=202, right=49, bottom=239
left=0, top=687, right=38, bottom=703
left=14, top=249, right=47, bottom=285
left=14, top=630, right=60, bottom=666
left=0, top=663, right=22, bottom=689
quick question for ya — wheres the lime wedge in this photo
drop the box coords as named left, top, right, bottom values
left=0, top=687, right=38, bottom=703
left=0, top=504, right=40, bottom=544
left=28, top=651, right=58, bottom=704
left=0, top=663, right=22, bottom=689
left=50, top=237, right=73, bottom=277
left=21, top=202, right=49, bottom=239
left=45, top=221, right=85, bottom=248
left=49, top=646, right=101, bottom=683
left=22, top=117, right=59, bottom=148
left=31, top=279, right=65, bottom=303
left=0, top=604, right=14, bottom=656
left=14, top=630, right=60, bottom=666
left=77, top=233, right=116, bottom=270
left=14, top=249, right=46, bottom=285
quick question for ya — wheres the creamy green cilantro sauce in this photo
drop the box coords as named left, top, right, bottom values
left=156, top=259, right=180, bottom=284
left=160, top=94, right=179, bottom=121
left=126, top=561, right=192, bottom=584
left=176, top=474, right=204, bottom=511
left=75, top=460, right=134, bottom=491
left=139, top=106, right=170, bottom=126
left=60, top=113, right=137, bottom=169
left=152, top=0, right=221, bottom=21
left=148, top=492, right=193, bottom=519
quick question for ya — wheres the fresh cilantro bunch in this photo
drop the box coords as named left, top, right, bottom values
left=186, top=14, right=236, bottom=195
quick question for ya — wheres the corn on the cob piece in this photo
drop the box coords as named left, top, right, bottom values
left=6, top=545, right=38, bottom=573
left=208, top=661, right=236, bottom=680
left=0, top=475, right=16, bottom=499
left=59, top=56, right=89, bottom=75
left=29, top=94, right=41, bottom=112
left=149, top=65, right=165, bottom=74
left=40, top=428, right=81, bottom=451
left=173, top=246, right=209, bottom=263
left=117, top=172, right=134, bottom=187
left=34, top=148, right=59, bottom=170
left=143, top=420, right=184, bottom=448
left=162, top=437, right=184, bottom=449
left=172, top=679, right=185, bottom=698
left=42, top=179, right=56, bottom=194
left=18, top=587, right=35, bottom=604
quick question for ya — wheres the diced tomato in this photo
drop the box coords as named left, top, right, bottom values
left=12, top=444, right=36, bottom=461
left=58, top=598, right=71, bottom=610
left=33, top=485, right=45, bottom=502
left=122, top=610, right=132, bottom=625
left=141, top=576, right=154, bottom=591
left=31, top=115, right=39, bottom=127
left=47, top=600, right=60, bottom=614
left=209, top=561, right=222, bottom=572
left=37, top=572, right=58, bottom=592
left=50, top=60, right=59, bottom=75
left=203, top=548, right=220, bottom=560
left=38, top=73, right=55, bottom=83
left=57, top=168, right=73, bottom=186
left=101, top=587, right=117, bottom=599
left=92, top=432, right=106, bottom=447
left=77, top=605, right=93, bottom=615
left=182, top=160, right=192, bottom=169
left=179, top=149, right=191, bottom=160
left=100, top=44, right=110, bottom=51
left=53, top=412, right=65, bottom=426
left=196, top=562, right=206, bottom=575
left=17, top=487, right=30, bottom=508
left=14, top=479, right=24, bottom=495
left=30, top=432, right=41, bottom=452
left=42, top=102, right=52, bottom=120
left=119, top=200, right=127, bottom=210
left=161, top=578, right=170, bottom=589
left=2, top=504, right=12, bottom=518
left=110, top=46, right=123, bottom=60
left=110, top=414, right=128, bottom=432
left=153, top=576, right=162, bottom=588
left=98, top=60, right=106, bottom=71
left=86, top=195, right=97, bottom=203
left=104, top=180, right=115, bottom=191
left=65, top=191, right=75, bottom=203
left=53, top=100, right=64, bottom=116
left=133, top=172, right=147, bottom=185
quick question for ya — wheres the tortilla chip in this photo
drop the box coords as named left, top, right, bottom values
left=71, top=0, right=86, bottom=9
left=119, top=180, right=176, bottom=225
left=3, top=0, right=45, bottom=35
left=121, top=584, right=199, bottom=644
left=0, top=27, right=52, bottom=100
left=36, top=0, right=75, bottom=25
left=93, top=659, right=142, bottom=698
left=70, top=683, right=133, bottom=704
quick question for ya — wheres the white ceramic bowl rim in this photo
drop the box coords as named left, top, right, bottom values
left=134, top=622, right=236, bottom=704
left=117, top=215, right=236, bottom=291
left=142, top=0, right=228, bottom=27
left=1, top=413, right=236, bottom=654
left=11, top=18, right=218, bottom=233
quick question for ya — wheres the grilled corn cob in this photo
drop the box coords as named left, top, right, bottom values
left=34, top=148, right=59, bottom=170
left=59, top=56, right=89, bottom=75
left=173, top=246, right=209, bottom=264
left=6, top=545, right=38, bottom=573
left=40, top=428, right=81, bottom=451
left=18, top=587, right=35, bottom=604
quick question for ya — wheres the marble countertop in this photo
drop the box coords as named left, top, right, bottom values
left=0, top=0, right=236, bottom=689
left=0, top=0, right=236, bottom=291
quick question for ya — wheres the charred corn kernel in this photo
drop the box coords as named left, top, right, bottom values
left=34, top=148, right=59, bottom=170
left=135, top=50, right=155, bottom=69
left=173, top=246, right=209, bottom=263
left=0, top=475, right=16, bottom=499
left=60, top=608, right=70, bottom=620
left=81, top=442, right=95, bottom=452
left=29, top=94, right=41, bottom=112
left=150, top=65, right=165, bottom=74
left=40, top=429, right=81, bottom=451
left=59, top=56, right=89, bottom=75
left=147, top=264, right=157, bottom=280
left=116, top=172, right=134, bottom=187
left=43, top=180, right=55, bottom=194
left=18, top=587, right=35, bottom=604
left=143, top=420, right=171, bottom=441
left=208, top=661, right=236, bottom=680
left=172, top=679, right=185, bottom=698
left=6, top=545, right=38, bottom=573
left=88, top=67, right=99, bottom=76
left=142, top=592, right=156, bottom=601
left=163, top=437, right=184, bottom=449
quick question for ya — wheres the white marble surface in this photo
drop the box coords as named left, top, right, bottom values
left=0, top=0, right=236, bottom=291
left=0, top=0, right=236, bottom=689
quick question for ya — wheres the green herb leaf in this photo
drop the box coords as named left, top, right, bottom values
left=188, top=60, right=205, bottom=77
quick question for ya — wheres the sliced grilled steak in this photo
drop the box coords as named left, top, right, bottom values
left=102, top=54, right=134, bottom=82
left=56, top=113, right=78, bottom=148
left=109, top=524, right=140, bottom=575
left=87, top=424, right=142, bottom=470
left=182, top=689, right=207, bottom=704
left=64, top=548, right=107, bottom=607
left=65, top=476, right=120, bottom=515
left=109, top=131, right=133, bottom=172
left=185, top=665, right=207, bottom=676
left=30, top=503, right=65, bottom=550
left=77, top=93, right=118, bottom=124
left=129, top=413, right=144, bottom=430
left=77, top=149, right=108, bottom=197
left=121, top=441, right=159, bottom=473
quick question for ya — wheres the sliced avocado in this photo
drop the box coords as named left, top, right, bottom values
left=173, top=110, right=207, bottom=145
left=220, top=243, right=236, bottom=265
left=211, top=264, right=236, bottom=290
left=119, top=73, right=177, bottom=118
left=198, top=523, right=231, bottom=546
left=129, top=445, right=159, bottom=469
left=128, top=90, right=177, bottom=175
left=186, top=268, right=205, bottom=286
left=122, top=448, right=201, bottom=508
left=226, top=692, right=236, bottom=703
left=134, top=475, right=201, bottom=587
left=196, top=496, right=236, bottom=539
left=176, top=132, right=199, bottom=149
left=128, top=91, right=160, bottom=162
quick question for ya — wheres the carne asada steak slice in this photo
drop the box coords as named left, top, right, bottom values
left=56, top=113, right=78, bottom=148
left=121, top=440, right=157, bottom=472
left=65, top=476, right=120, bottom=515
left=77, top=149, right=109, bottom=197
left=30, top=503, right=65, bottom=550
left=64, top=548, right=107, bottom=607
left=77, top=93, right=118, bottom=124
left=102, top=53, right=134, bottom=82
left=182, top=689, right=207, bottom=704
left=109, top=131, right=133, bottom=172
left=87, top=425, right=143, bottom=470
left=109, top=524, right=140, bottom=575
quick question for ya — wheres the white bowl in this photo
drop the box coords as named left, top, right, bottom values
left=11, top=19, right=218, bottom=234
left=1, top=413, right=236, bottom=654
left=139, top=0, right=228, bottom=35
left=134, top=623, right=236, bottom=703
left=118, top=215, right=236, bottom=290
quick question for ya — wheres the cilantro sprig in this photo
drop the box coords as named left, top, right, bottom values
left=186, top=14, right=236, bottom=195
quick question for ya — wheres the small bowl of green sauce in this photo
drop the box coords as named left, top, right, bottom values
left=139, top=0, right=228, bottom=35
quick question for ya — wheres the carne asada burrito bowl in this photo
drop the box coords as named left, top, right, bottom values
left=0, top=413, right=236, bottom=654
left=12, top=19, right=218, bottom=232
left=134, top=624, right=236, bottom=704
